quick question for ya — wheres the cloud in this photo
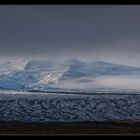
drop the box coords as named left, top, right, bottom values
left=95, top=75, right=140, bottom=90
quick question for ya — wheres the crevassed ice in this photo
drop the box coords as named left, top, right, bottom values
left=39, top=73, right=60, bottom=84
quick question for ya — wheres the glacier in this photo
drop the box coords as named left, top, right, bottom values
left=0, top=90, right=140, bottom=122
left=0, top=58, right=140, bottom=122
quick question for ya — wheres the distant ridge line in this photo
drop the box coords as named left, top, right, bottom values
left=26, top=89, right=140, bottom=96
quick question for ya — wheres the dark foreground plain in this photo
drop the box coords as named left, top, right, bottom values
left=0, top=121, right=140, bottom=134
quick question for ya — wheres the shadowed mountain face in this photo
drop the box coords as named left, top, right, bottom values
left=24, top=60, right=56, bottom=71
left=60, top=59, right=140, bottom=80
left=0, top=58, right=140, bottom=91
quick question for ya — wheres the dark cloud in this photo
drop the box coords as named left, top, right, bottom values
left=0, top=5, right=140, bottom=66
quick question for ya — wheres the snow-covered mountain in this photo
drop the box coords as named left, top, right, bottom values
left=24, top=60, right=57, bottom=71
left=0, top=59, right=26, bottom=73
left=0, top=70, right=40, bottom=90
left=0, top=58, right=140, bottom=92
left=60, top=59, right=140, bottom=80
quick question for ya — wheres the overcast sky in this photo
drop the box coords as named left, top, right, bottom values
left=0, top=5, right=140, bottom=66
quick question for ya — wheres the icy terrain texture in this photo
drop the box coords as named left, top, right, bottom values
left=0, top=91, right=140, bottom=122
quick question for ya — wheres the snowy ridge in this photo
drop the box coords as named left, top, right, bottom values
left=24, top=60, right=56, bottom=71
left=0, top=59, right=26, bottom=73
left=61, top=59, right=140, bottom=80
left=0, top=58, right=140, bottom=91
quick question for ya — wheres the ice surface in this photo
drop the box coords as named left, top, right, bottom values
left=0, top=90, right=140, bottom=122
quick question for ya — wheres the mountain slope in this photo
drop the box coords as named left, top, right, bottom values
left=60, top=59, right=140, bottom=80
left=24, top=60, right=56, bottom=71
left=0, top=59, right=140, bottom=91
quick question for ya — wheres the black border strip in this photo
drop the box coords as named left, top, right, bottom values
left=0, top=0, right=140, bottom=5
